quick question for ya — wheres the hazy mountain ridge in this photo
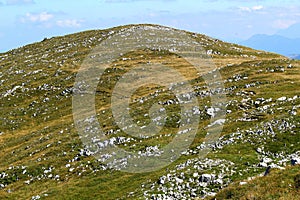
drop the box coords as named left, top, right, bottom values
left=240, top=23, right=300, bottom=58
left=277, top=22, right=300, bottom=39
left=240, top=34, right=300, bottom=58
left=0, top=24, right=299, bottom=199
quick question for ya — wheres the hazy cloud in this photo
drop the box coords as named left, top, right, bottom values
left=239, top=5, right=264, bottom=12
left=20, top=12, right=53, bottom=23
left=252, top=5, right=264, bottom=10
left=273, top=19, right=297, bottom=29
left=56, top=19, right=83, bottom=28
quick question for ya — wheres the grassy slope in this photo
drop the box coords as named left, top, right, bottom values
left=211, top=165, right=300, bottom=200
left=0, top=24, right=299, bottom=199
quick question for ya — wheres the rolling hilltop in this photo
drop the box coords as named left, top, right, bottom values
left=0, top=24, right=299, bottom=199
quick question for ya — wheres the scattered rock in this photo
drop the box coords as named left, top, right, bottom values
left=291, top=157, right=300, bottom=166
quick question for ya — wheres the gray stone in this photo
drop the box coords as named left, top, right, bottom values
left=291, top=157, right=300, bottom=166
left=199, top=174, right=215, bottom=183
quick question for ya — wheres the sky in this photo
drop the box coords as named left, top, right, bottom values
left=1, top=0, right=300, bottom=52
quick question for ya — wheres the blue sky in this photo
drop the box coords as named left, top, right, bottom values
left=0, top=0, right=300, bottom=52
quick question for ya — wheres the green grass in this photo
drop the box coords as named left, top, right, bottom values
left=212, top=165, right=300, bottom=200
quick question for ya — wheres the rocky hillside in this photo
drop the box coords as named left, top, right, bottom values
left=0, top=24, right=299, bottom=199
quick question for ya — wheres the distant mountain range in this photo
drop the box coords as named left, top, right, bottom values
left=277, top=22, right=300, bottom=39
left=239, top=23, right=300, bottom=59
left=240, top=34, right=300, bottom=59
left=290, top=54, right=300, bottom=60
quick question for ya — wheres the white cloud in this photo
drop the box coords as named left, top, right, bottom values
left=19, top=12, right=83, bottom=29
left=239, top=6, right=251, bottom=12
left=239, top=5, right=264, bottom=12
left=56, top=19, right=82, bottom=28
left=273, top=19, right=297, bottom=29
left=252, top=5, right=263, bottom=11
left=21, top=12, right=53, bottom=23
